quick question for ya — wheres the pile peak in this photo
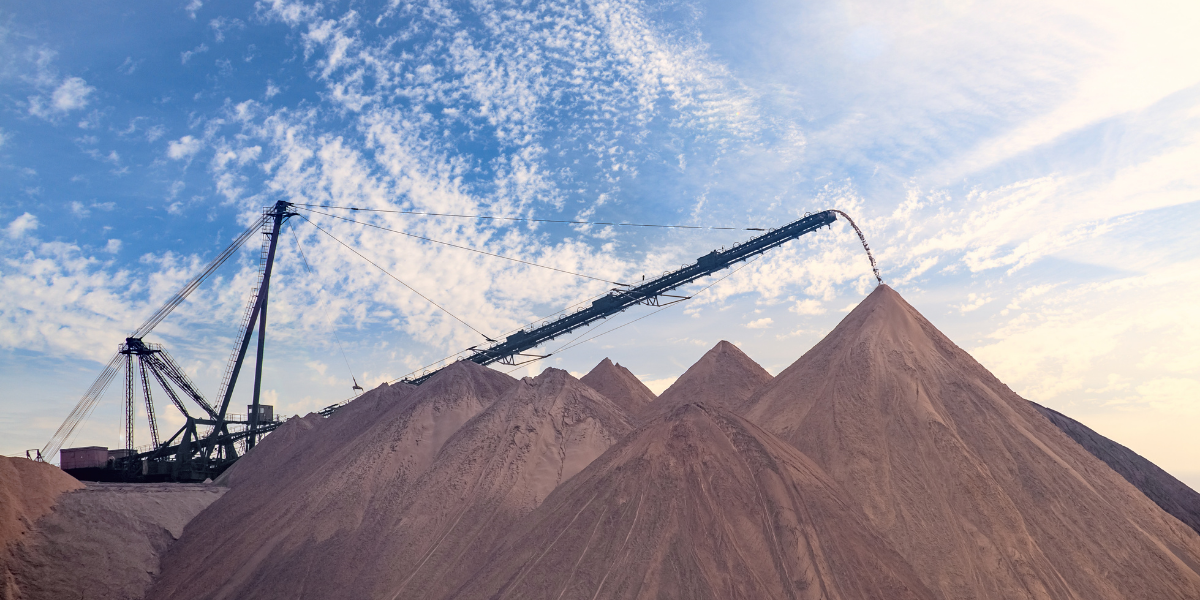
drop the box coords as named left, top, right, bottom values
left=649, top=339, right=773, bottom=415
left=580, top=357, right=656, bottom=414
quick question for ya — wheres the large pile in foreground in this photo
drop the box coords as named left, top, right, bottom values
left=0, top=457, right=81, bottom=596
left=742, top=285, right=1200, bottom=599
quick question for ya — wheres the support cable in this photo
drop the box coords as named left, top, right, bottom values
left=41, top=352, right=123, bottom=460
left=287, top=223, right=365, bottom=395
left=295, top=207, right=624, bottom=285
left=292, top=203, right=767, bottom=231
left=131, top=216, right=266, bottom=338
left=297, top=214, right=496, bottom=342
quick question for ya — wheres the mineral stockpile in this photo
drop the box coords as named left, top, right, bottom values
left=0, top=457, right=81, bottom=552
left=453, top=403, right=935, bottom=600
left=741, top=285, right=1200, bottom=599
left=579, top=358, right=657, bottom=415
left=648, top=340, right=773, bottom=416
left=3, top=483, right=224, bottom=600
left=151, top=364, right=634, bottom=600
left=150, top=360, right=515, bottom=600
left=128, top=285, right=1200, bottom=600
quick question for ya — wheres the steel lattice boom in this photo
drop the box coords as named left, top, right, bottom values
left=401, top=209, right=846, bottom=386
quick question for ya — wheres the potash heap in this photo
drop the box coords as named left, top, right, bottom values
left=6, top=285, right=1200, bottom=600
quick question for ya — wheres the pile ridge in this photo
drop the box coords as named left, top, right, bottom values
left=453, top=403, right=936, bottom=600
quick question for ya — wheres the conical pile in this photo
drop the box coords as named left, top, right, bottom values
left=580, top=358, right=657, bottom=414
left=152, top=364, right=635, bottom=600
left=649, top=340, right=772, bottom=415
left=454, top=403, right=935, bottom=600
left=366, top=368, right=634, bottom=600
left=741, top=285, right=1200, bottom=599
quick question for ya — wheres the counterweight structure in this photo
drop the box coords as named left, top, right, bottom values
left=44, top=201, right=297, bottom=481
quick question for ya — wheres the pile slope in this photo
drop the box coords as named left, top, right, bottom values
left=454, top=403, right=936, bottom=600
left=648, top=340, right=772, bottom=415
left=1034, top=402, right=1200, bottom=536
left=0, top=457, right=80, bottom=551
left=151, top=360, right=516, bottom=600
left=215, top=379, right=415, bottom=488
left=3, top=483, right=225, bottom=600
left=742, top=285, right=1200, bottom=599
left=366, top=368, right=634, bottom=600
left=580, top=358, right=657, bottom=414
left=1, top=457, right=81, bottom=595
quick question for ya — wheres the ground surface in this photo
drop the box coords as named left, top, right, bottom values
left=2, top=482, right=224, bottom=600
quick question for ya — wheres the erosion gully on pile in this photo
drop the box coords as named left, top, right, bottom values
left=5, top=285, right=1200, bottom=600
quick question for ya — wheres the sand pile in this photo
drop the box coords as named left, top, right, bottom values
left=152, top=361, right=634, bottom=600
left=1, top=457, right=81, bottom=596
left=454, top=403, right=935, bottom=600
left=741, top=285, right=1200, bottom=599
left=2, top=482, right=225, bottom=600
left=363, top=368, right=633, bottom=600
left=580, top=358, right=657, bottom=414
left=649, top=340, right=772, bottom=415
left=0, top=457, right=80, bottom=552
left=216, top=379, right=416, bottom=488
left=1034, top=402, right=1200, bottom=536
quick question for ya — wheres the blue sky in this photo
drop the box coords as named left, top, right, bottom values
left=2, top=0, right=1198, bottom=485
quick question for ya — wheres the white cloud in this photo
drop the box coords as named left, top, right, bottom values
left=6, top=213, right=38, bottom=238
left=642, top=376, right=677, bottom=395
left=972, top=262, right=1200, bottom=403
left=789, top=299, right=826, bottom=315
left=70, top=201, right=89, bottom=217
left=167, top=135, right=203, bottom=160
left=118, top=57, right=141, bottom=74
left=51, top=77, right=93, bottom=112
left=956, top=293, right=992, bottom=314
left=181, top=43, right=209, bottom=64
left=28, top=77, right=94, bottom=118
left=745, top=317, right=774, bottom=329
left=104, top=239, right=122, bottom=254
left=185, top=0, right=203, bottom=19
